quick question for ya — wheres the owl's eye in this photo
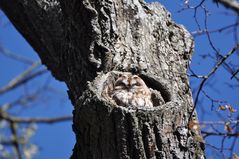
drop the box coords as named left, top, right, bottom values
left=136, top=82, right=142, bottom=86
left=115, top=81, right=126, bottom=86
left=132, top=82, right=141, bottom=87
left=132, top=75, right=139, bottom=79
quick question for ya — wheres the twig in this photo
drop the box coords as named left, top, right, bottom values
left=191, top=22, right=239, bottom=36
left=200, top=120, right=239, bottom=125
left=9, top=121, right=22, bottom=159
left=0, top=61, right=48, bottom=95
left=231, top=68, right=239, bottom=79
left=205, top=143, right=228, bottom=159
left=9, top=116, right=73, bottom=124
left=214, top=0, right=239, bottom=14
left=0, top=108, right=72, bottom=124
left=0, top=45, right=34, bottom=64
left=202, top=131, right=239, bottom=137
left=1, top=93, right=38, bottom=111
left=189, top=45, right=239, bottom=121
left=1, top=112, right=73, bottom=124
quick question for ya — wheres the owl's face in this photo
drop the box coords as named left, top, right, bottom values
left=111, top=73, right=153, bottom=107
left=114, top=74, right=147, bottom=91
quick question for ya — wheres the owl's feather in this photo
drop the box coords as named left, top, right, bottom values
left=110, top=73, right=153, bottom=107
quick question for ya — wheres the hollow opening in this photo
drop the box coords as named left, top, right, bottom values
left=139, top=74, right=172, bottom=104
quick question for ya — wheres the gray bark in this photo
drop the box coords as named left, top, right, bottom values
left=0, top=0, right=205, bottom=159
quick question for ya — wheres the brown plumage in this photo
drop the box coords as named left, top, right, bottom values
left=111, top=73, right=153, bottom=107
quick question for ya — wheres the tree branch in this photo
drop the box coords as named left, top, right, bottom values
left=9, top=116, right=73, bottom=124
left=0, top=45, right=34, bottom=64
left=9, top=122, right=22, bottom=159
left=214, top=0, right=239, bottom=14
left=0, top=111, right=72, bottom=124
left=189, top=44, right=239, bottom=121
left=200, top=120, right=239, bottom=125
left=0, top=61, right=48, bottom=95
left=202, top=131, right=239, bottom=137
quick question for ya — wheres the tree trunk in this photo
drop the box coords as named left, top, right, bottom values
left=0, top=0, right=205, bottom=158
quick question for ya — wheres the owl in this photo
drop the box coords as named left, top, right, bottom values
left=111, top=73, right=153, bottom=108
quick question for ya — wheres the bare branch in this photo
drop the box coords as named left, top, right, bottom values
left=0, top=106, right=72, bottom=124
left=9, top=122, right=22, bottom=159
left=231, top=68, right=239, bottom=79
left=0, top=111, right=72, bottom=124
left=200, top=120, right=239, bottom=125
left=214, top=0, right=239, bottom=14
left=191, top=22, right=239, bottom=37
left=205, top=143, right=229, bottom=158
left=0, top=61, right=48, bottom=95
left=202, top=131, right=239, bottom=137
left=0, top=45, right=34, bottom=64
left=1, top=93, right=38, bottom=111
left=9, top=116, right=73, bottom=124
left=189, top=44, right=239, bottom=121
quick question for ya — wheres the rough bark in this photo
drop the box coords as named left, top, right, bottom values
left=0, top=0, right=205, bottom=159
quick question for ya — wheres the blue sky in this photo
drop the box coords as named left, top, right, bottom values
left=0, top=1, right=239, bottom=159
left=0, top=12, right=74, bottom=159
